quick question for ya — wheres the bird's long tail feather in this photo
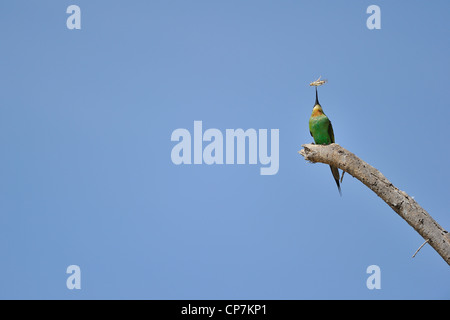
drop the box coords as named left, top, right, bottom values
left=330, top=165, right=342, bottom=196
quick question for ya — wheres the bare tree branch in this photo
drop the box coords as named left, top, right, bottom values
left=412, top=239, right=430, bottom=258
left=299, top=143, right=450, bottom=266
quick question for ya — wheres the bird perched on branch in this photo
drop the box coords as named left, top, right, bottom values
left=308, top=83, right=341, bottom=195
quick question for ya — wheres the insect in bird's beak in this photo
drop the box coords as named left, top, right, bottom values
left=309, top=76, right=328, bottom=87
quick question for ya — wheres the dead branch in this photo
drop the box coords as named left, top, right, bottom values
left=299, top=143, right=450, bottom=266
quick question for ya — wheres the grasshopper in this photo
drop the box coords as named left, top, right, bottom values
left=309, top=76, right=327, bottom=87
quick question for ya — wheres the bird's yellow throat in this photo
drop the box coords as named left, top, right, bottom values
left=311, top=105, right=324, bottom=117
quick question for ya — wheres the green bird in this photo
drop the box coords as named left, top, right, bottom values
left=309, top=87, right=341, bottom=195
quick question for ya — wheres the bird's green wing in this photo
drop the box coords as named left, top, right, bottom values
left=328, top=120, right=335, bottom=143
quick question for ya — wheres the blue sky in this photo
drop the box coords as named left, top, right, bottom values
left=0, top=1, right=449, bottom=299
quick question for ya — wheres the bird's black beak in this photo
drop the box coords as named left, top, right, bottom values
left=315, top=87, right=320, bottom=106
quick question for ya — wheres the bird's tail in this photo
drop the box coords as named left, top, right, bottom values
left=330, top=165, right=342, bottom=196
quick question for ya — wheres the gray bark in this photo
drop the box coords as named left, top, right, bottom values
left=299, top=143, right=450, bottom=266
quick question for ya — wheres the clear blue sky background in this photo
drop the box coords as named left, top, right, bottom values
left=0, top=1, right=449, bottom=299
